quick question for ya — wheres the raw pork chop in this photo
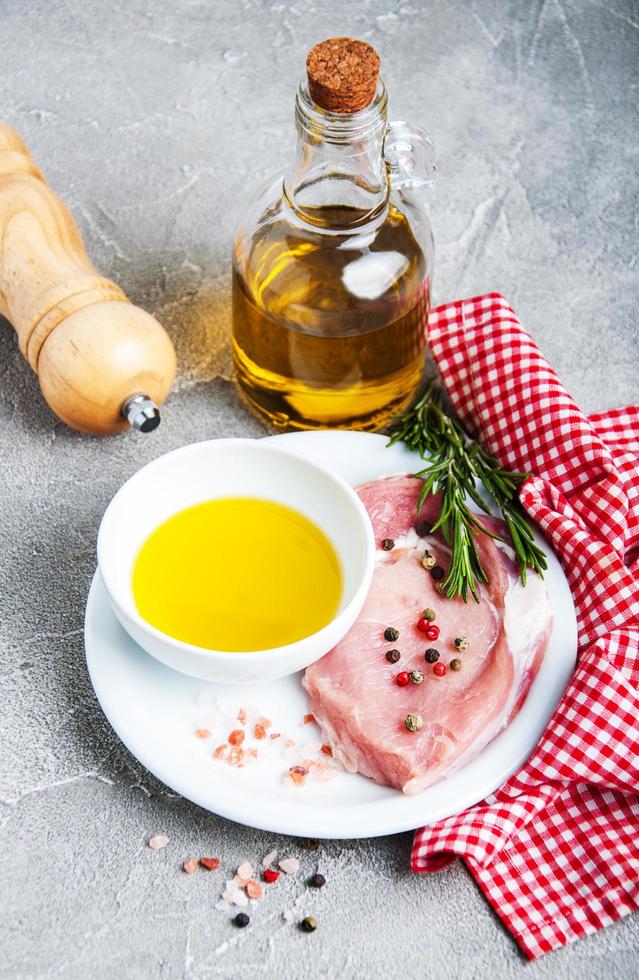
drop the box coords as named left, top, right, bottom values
left=303, top=475, right=552, bottom=794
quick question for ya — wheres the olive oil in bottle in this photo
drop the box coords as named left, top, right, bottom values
left=232, top=38, right=435, bottom=431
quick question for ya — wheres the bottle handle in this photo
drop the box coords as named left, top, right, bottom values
left=384, top=120, right=436, bottom=191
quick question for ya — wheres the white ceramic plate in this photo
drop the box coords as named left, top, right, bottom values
left=85, top=431, right=577, bottom=839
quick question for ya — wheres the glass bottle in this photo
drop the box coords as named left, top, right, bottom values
left=232, top=47, right=435, bottom=431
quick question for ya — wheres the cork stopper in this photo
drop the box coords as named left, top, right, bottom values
left=306, top=38, right=381, bottom=114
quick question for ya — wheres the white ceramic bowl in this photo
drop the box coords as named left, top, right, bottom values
left=97, top=438, right=375, bottom=683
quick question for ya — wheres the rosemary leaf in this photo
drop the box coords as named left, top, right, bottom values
left=388, top=383, right=547, bottom=601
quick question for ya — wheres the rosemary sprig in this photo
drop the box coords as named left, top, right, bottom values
left=388, top=384, right=547, bottom=602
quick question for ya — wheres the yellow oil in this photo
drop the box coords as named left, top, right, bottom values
left=232, top=204, right=429, bottom=430
left=132, top=498, right=342, bottom=651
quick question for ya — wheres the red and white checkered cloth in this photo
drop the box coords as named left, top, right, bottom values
left=412, top=293, right=639, bottom=959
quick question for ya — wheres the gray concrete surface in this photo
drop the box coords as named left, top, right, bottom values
left=1, top=1, right=637, bottom=977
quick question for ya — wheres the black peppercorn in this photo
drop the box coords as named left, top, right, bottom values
left=385, top=649, right=401, bottom=664
left=234, top=912, right=250, bottom=928
left=309, top=873, right=326, bottom=888
left=424, top=648, right=440, bottom=663
left=384, top=626, right=400, bottom=642
left=431, top=565, right=445, bottom=581
left=381, top=538, right=395, bottom=551
left=301, top=916, right=318, bottom=932
left=415, top=520, right=430, bottom=538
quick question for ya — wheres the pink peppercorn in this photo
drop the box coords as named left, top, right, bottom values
left=433, top=662, right=447, bottom=677
left=396, top=671, right=410, bottom=687
left=263, top=868, right=279, bottom=883
left=425, top=624, right=440, bottom=641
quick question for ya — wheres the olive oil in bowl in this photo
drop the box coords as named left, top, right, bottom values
left=132, top=497, right=342, bottom=651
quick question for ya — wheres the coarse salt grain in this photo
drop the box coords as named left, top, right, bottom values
left=279, top=857, right=300, bottom=875
left=199, top=857, right=220, bottom=871
left=283, top=909, right=295, bottom=923
left=215, top=900, right=230, bottom=911
left=233, top=890, right=249, bottom=908
left=237, top=861, right=254, bottom=880
left=287, top=765, right=308, bottom=787
left=246, top=879, right=263, bottom=899
left=148, top=835, right=169, bottom=850
left=262, top=849, right=278, bottom=868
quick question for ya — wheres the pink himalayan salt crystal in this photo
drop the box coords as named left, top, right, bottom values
left=237, top=861, right=254, bottom=880
left=234, top=875, right=250, bottom=888
left=183, top=857, right=198, bottom=874
left=214, top=744, right=230, bottom=760
left=229, top=747, right=244, bottom=766
left=279, top=857, right=300, bottom=875
left=270, top=732, right=282, bottom=740
left=256, top=716, right=272, bottom=729
left=194, top=728, right=212, bottom=739
left=148, top=835, right=169, bottom=850
left=262, top=849, right=278, bottom=868
left=246, top=879, right=263, bottom=899
left=237, top=707, right=247, bottom=724
left=287, top=766, right=308, bottom=786
left=283, top=774, right=296, bottom=789
left=310, top=760, right=334, bottom=782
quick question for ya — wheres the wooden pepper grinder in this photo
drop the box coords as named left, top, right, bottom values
left=0, top=124, right=176, bottom=434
